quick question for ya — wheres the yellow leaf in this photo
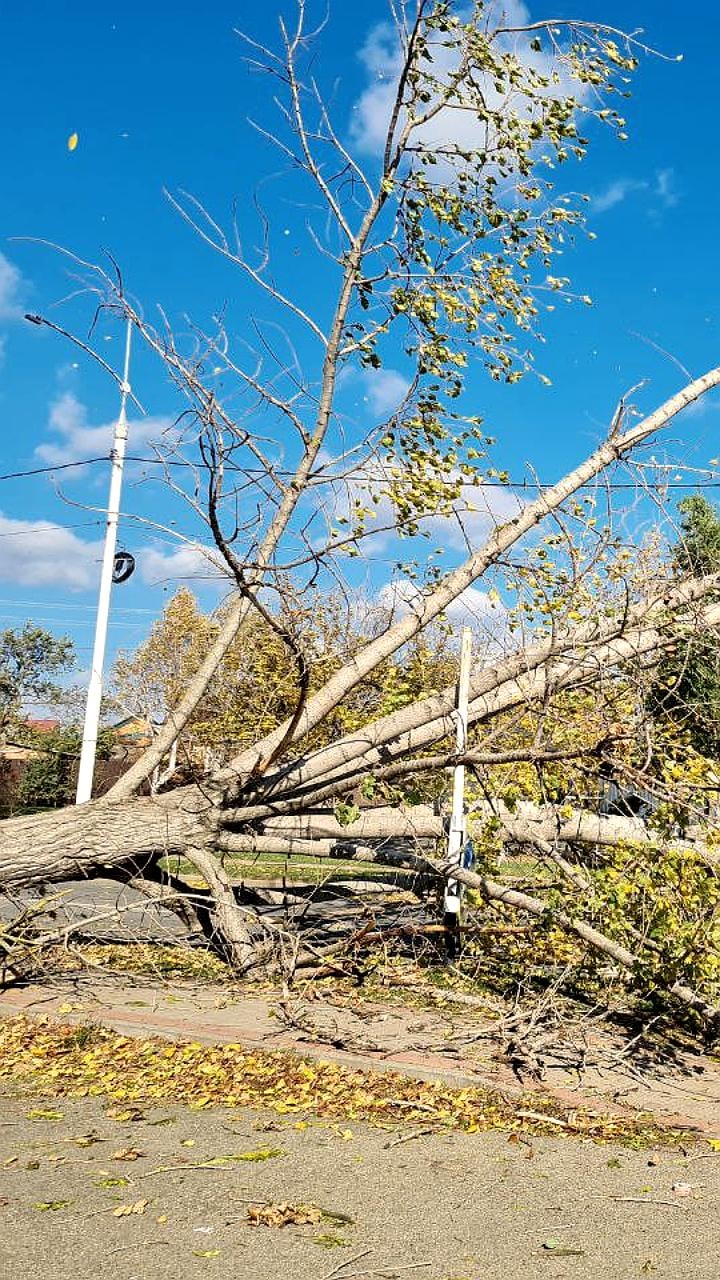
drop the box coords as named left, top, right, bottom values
left=67, top=133, right=79, bottom=152
left=112, top=1199, right=148, bottom=1217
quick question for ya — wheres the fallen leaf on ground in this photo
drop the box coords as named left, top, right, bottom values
left=112, top=1199, right=148, bottom=1217
left=313, top=1234, right=351, bottom=1248
left=34, top=1201, right=71, bottom=1212
left=73, top=1133, right=104, bottom=1148
left=111, top=1147, right=144, bottom=1161
left=0, top=1016, right=696, bottom=1148
left=247, top=1202, right=323, bottom=1228
left=193, top=1250, right=220, bottom=1259
left=26, top=1108, right=64, bottom=1121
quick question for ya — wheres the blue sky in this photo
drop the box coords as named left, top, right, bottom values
left=0, top=0, right=718, bottom=692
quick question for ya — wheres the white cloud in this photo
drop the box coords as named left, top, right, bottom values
left=351, top=21, right=404, bottom=155
left=655, top=167, right=679, bottom=209
left=0, top=252, right=24, bottom=322
left=35, top=392, right=176, bottom=468
left=350, top=2, right=581, bottom=166
left=338, top=366, right=411, bottom=420
left=327, top=451, right=523, bottom=557
left=424, top=482, right=523, bottom=551
left=0, top=513, right=103, bottom=590
left=593, top=168, right=680, bottom=216
left=593, top=178, right=648, bottom=214
left=137, top=542, right=228, bottom=586
left=363, top=368, right=411, bottom=417
left=378, top=576, right=507, bottom=647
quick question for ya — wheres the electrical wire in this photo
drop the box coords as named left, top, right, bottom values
left=3, top=453, right=720, bottom=492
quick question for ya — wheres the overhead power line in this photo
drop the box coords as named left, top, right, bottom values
left=0, top=520, right=104, bottom=539
left=4, top=452, right=720, bottom=493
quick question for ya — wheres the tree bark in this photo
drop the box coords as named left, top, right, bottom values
left=0, top=791, right=206, bottom=890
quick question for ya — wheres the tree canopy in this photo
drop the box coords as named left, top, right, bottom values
left=0, top=625, right=74, bottom=740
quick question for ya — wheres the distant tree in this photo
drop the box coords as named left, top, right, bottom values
left=651, top=497, right=720, bottom=759
left=17, top=724, right=113, bottom=812
left=0, top=625, right=74, bottom=740
left=112, top=587, right=458, bottom=777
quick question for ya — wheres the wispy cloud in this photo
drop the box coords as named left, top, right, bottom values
left=137, top=542, right=227, bottom=586
left=0, top=251, right=24, bottom=322
left=363, top=368, right=411, bottom=417
left=593, top=178, right=648, bottom=214
left=0, top=512, right=103, bottom=590
left=593, top=168, right=680, bottom=216
left=35, top=391, right=175, bottom=469
left=655, top=167, right=679, bottom=209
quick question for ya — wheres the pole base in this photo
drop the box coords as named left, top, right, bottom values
left=443, top=910, right=462, bottom=960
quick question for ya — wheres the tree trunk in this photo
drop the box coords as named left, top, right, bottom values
left=0, top=792, right=206, bottom=890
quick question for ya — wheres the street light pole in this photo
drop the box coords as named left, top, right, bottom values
left=75, top=319, right=133, bottom=804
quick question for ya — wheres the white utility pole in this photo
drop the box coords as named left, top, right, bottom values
left=75, top=319, right=133, bottom=804
left=443, top=626, right=473, bottom=924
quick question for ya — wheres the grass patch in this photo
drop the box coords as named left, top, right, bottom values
left=161, top=852, right=419, bottom=885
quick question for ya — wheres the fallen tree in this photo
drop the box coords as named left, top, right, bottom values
left=7, top=4, right=720, bottom=1032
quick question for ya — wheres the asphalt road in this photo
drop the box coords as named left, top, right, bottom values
left=0, top=1093, right=718, bottom=1279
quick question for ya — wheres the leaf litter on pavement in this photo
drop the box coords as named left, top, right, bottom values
left=0, top=1014, right=696, bottom=1146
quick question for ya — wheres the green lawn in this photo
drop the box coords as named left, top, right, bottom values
left=162, top=851, right=420, bottom=885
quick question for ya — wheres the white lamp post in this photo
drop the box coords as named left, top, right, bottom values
left=75, top=319, right=133, bottom=804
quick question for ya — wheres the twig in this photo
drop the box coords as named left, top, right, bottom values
left=515, top=1110, right=568, bottom=1128
left=609, top=1196, right=686, bottom=1208
left=107, top=1239, right=169, bottom=1257
left=383, top=1127, right=436, bottom=1149
left=138, top=1161, right=246, bottom=1179
left=321, top=1250, right=374, bottom=1280
left=344, top=1265, right=432, bottom=1279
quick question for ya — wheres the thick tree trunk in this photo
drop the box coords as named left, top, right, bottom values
left=0, top=791, right=207, bottom=890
